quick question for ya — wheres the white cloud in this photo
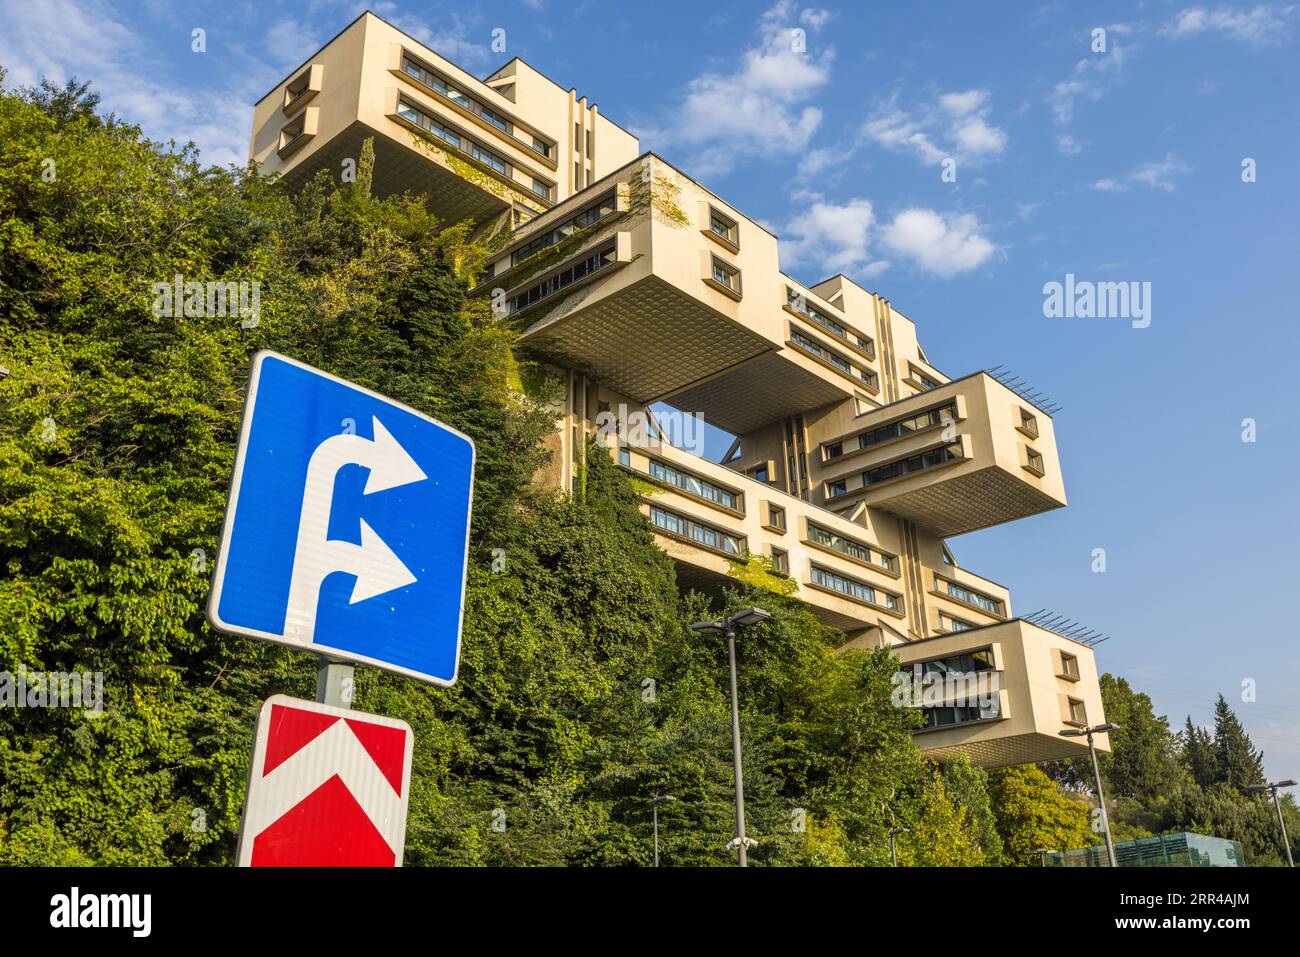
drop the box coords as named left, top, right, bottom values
left=863, top=88, right=1006, bottom=168
left=779, top=199, right=997, bottom=280
left=1131, top=155, right=1194, bottom=191
left=779, top=198, right=881, bottom=275
left=1092, top=155, right=1193, bottom=192
left=1162, top=5, right=1297, bottom=45
left=0, top=0, right=263, bottom=168
left=880, top=209, right=998, bottom=278
left=1047, top=41, right=1129, bottom=152
left=643, top=1, right=834, bottom=178
left=1056, top=133, right=1085, bottom=155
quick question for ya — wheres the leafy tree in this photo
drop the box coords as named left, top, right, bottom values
left=987, top=764, right=1095, bottom=864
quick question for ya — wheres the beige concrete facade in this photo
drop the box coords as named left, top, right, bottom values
left=252, top=11, right=1107, bottom=768
left=250, top=11, right=640, bottom=234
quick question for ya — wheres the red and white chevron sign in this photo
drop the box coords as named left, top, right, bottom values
left=237, top=695, right=414, bottom=867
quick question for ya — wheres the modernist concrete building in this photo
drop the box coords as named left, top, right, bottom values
left=253, top=10, right=1108, bottom=768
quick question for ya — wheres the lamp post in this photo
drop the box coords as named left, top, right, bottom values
left=1246, top=779, right=1297, bottom=867
left=1060, top=722, right=1119, bottom=867
left=651, top=794, right=676, bottom=867
left=691, top=606, right=772, bottom=867
left=1030, top=847, right=1056, bottom=867
left=889, top=826, right=909, bottom=867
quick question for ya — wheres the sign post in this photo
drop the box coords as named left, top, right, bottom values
left=209, top=351, right=474, bottom=864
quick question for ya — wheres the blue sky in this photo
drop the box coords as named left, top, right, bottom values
left=1, top=0, right=1297, bottom=779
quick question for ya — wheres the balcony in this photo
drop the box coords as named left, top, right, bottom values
left=893, top=619, right=1109, bottom=767
left=816, top=372, right=1068, bottom=536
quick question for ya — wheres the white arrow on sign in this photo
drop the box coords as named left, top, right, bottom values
left=283, top=416, right=427, bottom=644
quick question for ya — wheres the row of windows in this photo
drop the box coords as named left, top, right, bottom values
left=810, top=565, right=901, bottom=612
left=402, top=56, right=553, bottom=160
left=649, top=506, right=743, bottom=556
left=921, top=700, right=1000, bottom=729
left=937, top=576, right=1003, bottom=615
left=648, top=460, right=740, bottom=510
left=806, top=522, right=897, bottom=573
left=912, top=648, right=996, bottom=679
left=824, top=405, right=955, bottom=461
left=786, top=289, right=875, bottom=355
left=395, top=98, right=523, bottom=182
left=789, top=331, right=878, bottom=388
left=826, top=442, right=963, bottom=497
left=510, top=193, right=617, bottom=266
left=506, top=244, right=616, bottom=315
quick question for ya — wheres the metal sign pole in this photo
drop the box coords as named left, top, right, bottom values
left=316, top=657, right=354, bottom=709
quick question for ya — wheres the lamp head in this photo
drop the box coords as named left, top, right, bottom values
left=729, top=607, right=772, bottom=628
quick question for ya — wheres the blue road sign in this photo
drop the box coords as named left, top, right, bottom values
left=207, top=351, right=474, bottom=686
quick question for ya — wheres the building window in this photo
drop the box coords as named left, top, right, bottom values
left=507, top=243, right=617, bottom=315
left=649, top=506, right=743, bottom=556
left=766, top=504, right=786, bottom=530
left=843, top=404, right=954, bottom=456
left=709, top=256, right=741, bottom=295
left=648, top=460, right=739, bottom=510
left=824, top=441, right=843, bottom=460
left=860, top=443, right=963, bottom=488
left=1067, top=697, right=1087, bottom=726
left=920, top=702, right=1001, bottom=728
left=787, top=288, right=875, bottom=357
left=770, top=547, right=789, bottom=576
left=531, top=178, right=552, bottom=200
left=531, top=135, right=551, bottom=158
left=1059, top=652, right=1080, bottom=680
left=510, top=192, right=617, bottom=265
left=471, top=143, right=508, bottom=175
left=909, top=364, right=942, bottom=391
left=707, top=208, right=739, bottom=246
left=396, top=98, right=514, bottom=178
left=827, top=479, right=847, bottom=498
left=1018, top=407, right=1039, bottom=438
left=574, top=161, right=581, bottom=185
left=914, top=648, right=996, bottom=678
left=402, top=56, right=512, bottom=133
left=618, top=447, right=631, bottom=467
left=811, top=565, right=900, bottom=611
left=940, top=613, right=976, bottom=632
left=585, top=129, right=593, bottom=158
left=937, top=577, right=1003, bottom=616
left=1024, top=446, right=1046, bottom=476
left=749, top=464, right=770, bottom=484
left=279, top=115, right=309, bottom=152
left=807, top=522, right=894, bottom=571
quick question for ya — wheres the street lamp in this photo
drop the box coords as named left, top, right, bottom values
left=651, top=794, right=677, bottom=867
left=888, top=826, right=909, bottom=867
left=1030, top=847, right=1057, bottom=867
left=1060, top=722, right=1119, bottom=867
left=691, top=606, right=772, bottom=866
left=1246, top=779, right=1297, bottom=867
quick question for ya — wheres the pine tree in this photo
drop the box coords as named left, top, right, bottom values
left=1211, top=695, right=1265, bottom=790
left=1182, top=716, right=1218, bottom=788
